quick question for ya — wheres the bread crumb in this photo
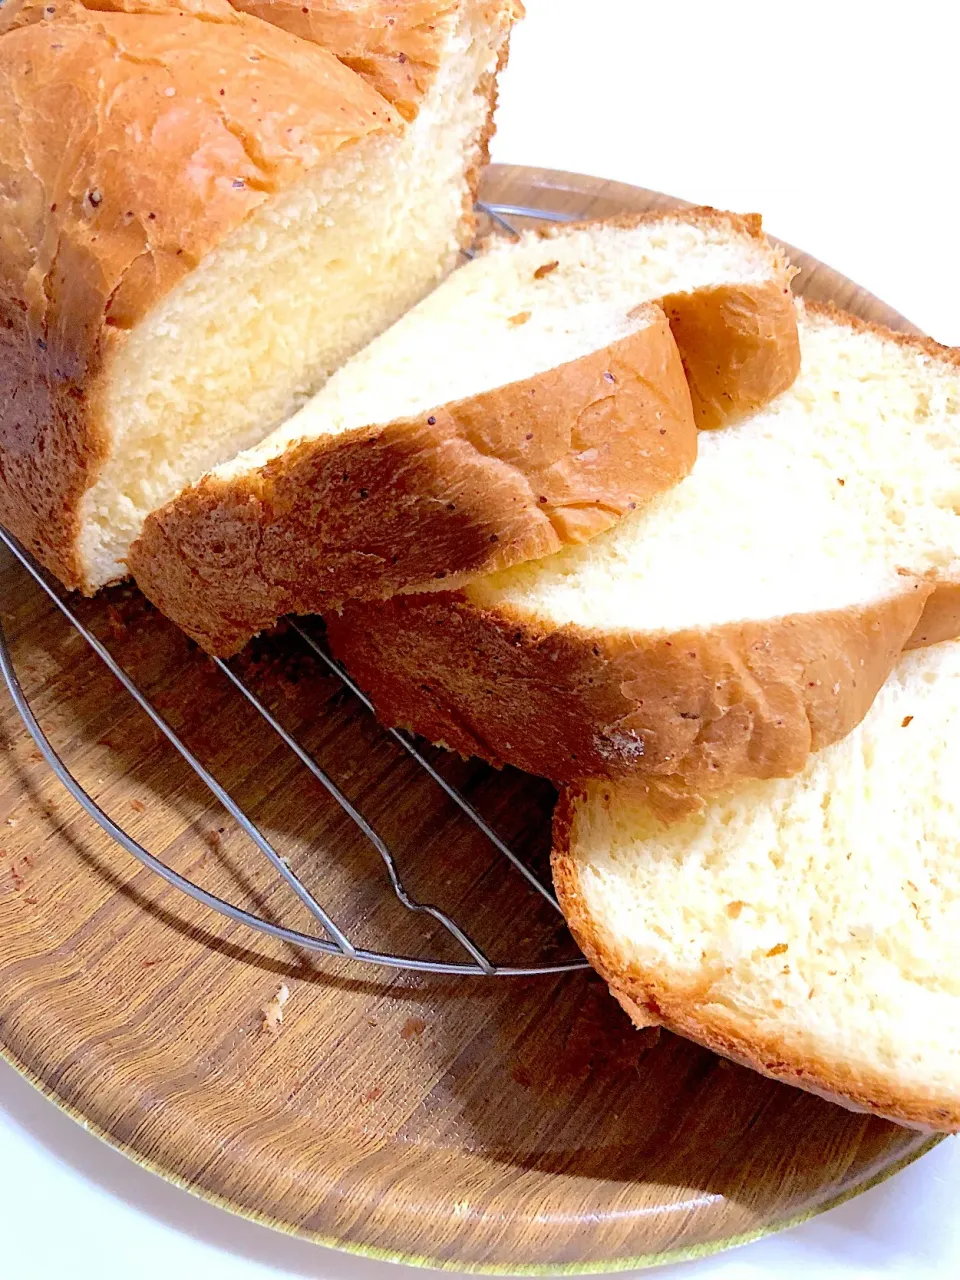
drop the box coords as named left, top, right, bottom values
left=533, top=260, right=559, bottom=279
left=726, top=900, right=745, bottom=918
left=508, top=311, right=531, bottom=326
left=766, top=942, right=788, bottom=957
left=452, top=1199, right=471, bottom=1218
left=261, top=983, right=290, bottom=1035
left=6, top=818, right=18, bottom=828
left=902, top=715, right=914, bottom=727
left=401, top=1016, right=426, bottom=1040
left=130, top=798, right=145, bottom=812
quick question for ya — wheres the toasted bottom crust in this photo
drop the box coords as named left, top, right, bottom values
left=129, top=310, right=697, bottom=655
left=551, top=797, right=960, bottom=1132
left=326, top=582, right=930, bottom=809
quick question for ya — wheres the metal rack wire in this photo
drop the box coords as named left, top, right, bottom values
left=0, top=199, right=590, bottom=980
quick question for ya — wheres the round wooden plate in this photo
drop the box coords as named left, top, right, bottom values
left=0, top=166, right=938, bottom=1272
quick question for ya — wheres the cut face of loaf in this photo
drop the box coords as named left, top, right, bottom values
left=0, top=0, right=517, bottom=591
left=128, top=207, right=798, bottom=655
left=327, top=304, right=960, bottom=807
left=553, top=637, right=960, bottom=1132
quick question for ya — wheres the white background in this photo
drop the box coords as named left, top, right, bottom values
left=2, top=2, right=959, bottom=1277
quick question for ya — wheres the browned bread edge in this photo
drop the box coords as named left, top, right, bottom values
left=326, top=584, right=930, bottom=811
left=551, top=790, right=960, bottom=1132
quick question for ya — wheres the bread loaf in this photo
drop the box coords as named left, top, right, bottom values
left=553, top=637, right=960, bottom=1131
left=327, top=303, right=960, bottom=808
left=0, top=0, right=520, bottom=590
left=128, top=207, right=798, bottom=654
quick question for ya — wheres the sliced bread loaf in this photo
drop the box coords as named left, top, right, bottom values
left=0, top=0, right=519, bottom=591
left=327, top=304, right=960, bottom=808
left=129, top=208, right=798, bottom=655
left=553, top=637, right=960, bottom=1131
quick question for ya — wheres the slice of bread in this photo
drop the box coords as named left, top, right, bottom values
left=0, top=0, right=519, bottom=591
left=129, top=208, right=797, bottom=655
left=553, top=637, right=960, bottom=1132
left=327, top=303, right=960, bottom=807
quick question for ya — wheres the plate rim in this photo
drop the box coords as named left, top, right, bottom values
left=1, top=1033, right=941, bottom=1275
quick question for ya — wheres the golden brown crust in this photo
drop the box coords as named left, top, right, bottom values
left=129, top=307, right=697, bottom=655
left=0, top=0, right=398, bottom=588
left=230, top=0, right=457, bottom=118
left=326, top=583, right=930, bottom=808
left=527, top=207, right=801, bottom=430
left=229, top=1, right=522, bottom=121
left=662, top=279, right=799, bottom=429
left=551, top=808, right=960, bottom=1131
left=908, top=580, right=960, bottom=649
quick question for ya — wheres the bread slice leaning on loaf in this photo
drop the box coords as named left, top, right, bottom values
left=0, top=0, right=520, bottom=591
left=327, top=303, right=960, bottom=809
left=129, top=208, right=798, bottom=656
left=553, top=636, right=960, bottom=1132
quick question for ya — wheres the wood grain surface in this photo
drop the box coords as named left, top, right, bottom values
left=0, top=166, right=938, bottom=1271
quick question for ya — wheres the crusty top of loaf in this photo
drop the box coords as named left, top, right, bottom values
left=229, top=1, right=524, bottom=121
left=0, top=0, right=397, bottom=358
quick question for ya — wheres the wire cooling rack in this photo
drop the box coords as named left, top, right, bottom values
left=0, top=199, right=589, bottom=980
